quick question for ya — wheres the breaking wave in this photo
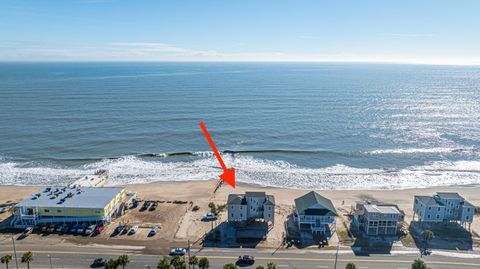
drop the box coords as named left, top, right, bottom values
left=1, top=154, right=480, bottom=189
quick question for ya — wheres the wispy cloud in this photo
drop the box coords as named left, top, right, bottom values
left=382, top=33, right=435, bottom=38
left=0, top=40, right=479, bottom=65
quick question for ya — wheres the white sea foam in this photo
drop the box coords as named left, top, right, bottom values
left=1, top=155, right=480, bottom=189
left=367, top=147, right=475, bottom=155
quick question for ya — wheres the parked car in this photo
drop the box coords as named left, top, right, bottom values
left=128, top=225, right=139, bottom=235
left=40, top=225, right=48, bottom=233
left=169, top=248, right=186, bottom=256
left=201, top=213, right=217, bottom=221
left=121, top=225, right=130, bottom=235
left=70, top=224, right=79, bottom=234
left=47, top=224, right=56, bottom=233
left=22, top=227, right=33, bottom=235
left=149, top=201, right=158, bottom=211
left=55, top=225, right=63, bottom=233
left=94, top=225, right=104, bottom=235
left=77, top=224, right=88, bottom=235
left=237, top=255, right=255, bottom=265
left=85, top=224, right=96, bottom=236
left=90, top=258, right=106, bottom=268
left=148, top=226, right=158, bottom=237
left=131, top=199, right=138, bottom=209
left=140, top=201, right=150, bottom=211
left=113, top=224, right=124, bottom=235
left=60, top=224, right=70, bottom=234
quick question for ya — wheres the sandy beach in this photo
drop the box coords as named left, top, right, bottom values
left=1, top=181, right=479, bottom=251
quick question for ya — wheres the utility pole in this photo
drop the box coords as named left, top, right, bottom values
left=187, top=239, right=191, bottom=269
left=11, top=235, right=19, bottom=269
left=48, top=254, right=53, bottom=269
left=333, top=244, right=339, bottom=269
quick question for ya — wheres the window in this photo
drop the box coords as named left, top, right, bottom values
left=467, top=208, right=471, bottom=212
left=240, top=213, right=243, bottom=217
left=268, top=214, right=271, bottom=218
left=231, top=213, right=234, bottom=217
left=466, top=216, right=470, bottom=220
left=44, top=209, right=50, bottom=213
left=436, top=215, right=440, bottom=219
left=438, top=207, right=440, bottom=211
left=428, top=207, right=431, bottom=210
left=427, top=214, right=431, bottom=219
left=57, top=209, right=62, bottom=213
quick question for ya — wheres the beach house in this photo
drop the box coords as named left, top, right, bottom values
left=354, top=201, right=405, bottom=236
left=413, top=192, right=475, bottom=230
left=227, top=192, right=275, bottom=224
left=294, top=191, right=337, bottom=236
left=12, top=186, right=130, bottom=228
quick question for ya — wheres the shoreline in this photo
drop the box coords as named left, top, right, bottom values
left=1, top=180, right=479, bottom=250
left=2, top=179, right=480, bottom=191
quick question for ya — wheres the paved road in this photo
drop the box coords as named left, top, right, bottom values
left=1, top=240, right=479, bottom=268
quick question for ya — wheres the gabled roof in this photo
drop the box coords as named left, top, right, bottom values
left=227, top=194, right=247, bottom=205
left=295, top=191, right=337, bottom=216
left=436, top=192, right=464, bottom=200
left=245, top=192, right=266, bottom=198
left=264, top=195, right=275, bottom=206
left=415, top=195, right=440, bottom=206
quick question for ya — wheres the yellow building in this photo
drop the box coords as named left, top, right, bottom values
left=13, top=186, right=127, bottom=228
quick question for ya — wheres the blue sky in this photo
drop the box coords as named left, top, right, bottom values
left=1, top=0, right=479, bottom=64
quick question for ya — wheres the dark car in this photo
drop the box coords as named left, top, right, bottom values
left=70, top=224, right=79, bottom=234
left=130, top=199, right=138, bottom=209
left=140, top=201, right=150, bottom=211
left=60, top=224, right=70, bottom=234
left=149, top=201, right=158, bottom=211
left=47, top=224, right=56, bottom=233
left=90, top=258, right=106, bottom=268
left=237, top=255, right=255, bottom=265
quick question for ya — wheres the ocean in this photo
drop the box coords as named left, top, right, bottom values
left=1, top=62, right=479, bottom=189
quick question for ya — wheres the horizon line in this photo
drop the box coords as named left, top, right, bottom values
left=1, top=59, right=479, bottom=67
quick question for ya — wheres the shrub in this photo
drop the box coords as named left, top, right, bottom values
left=192, top=205, right=200, bottom=211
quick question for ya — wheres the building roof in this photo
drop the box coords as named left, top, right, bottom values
left=15, top=186, right=124, bottom=209
left=364, top=204, right=402, bottom=215
left=265, top=195, right=275, bottom=206
left=245, top=192, right=266, bottom=197
left=227, top=194, right=247, bottom=205
left=228, top=193, right=275, bottom=206
left=436, top=192, right=464, bottom=200
left=415, top=195, right=440, bottom=206
left=295, top=191, right=337, bottom=216
left=463, top=201, right=475, bottom=208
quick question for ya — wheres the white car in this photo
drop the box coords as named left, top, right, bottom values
left=128, top=225, right=139, bottom=235
left=201, top=213, right=217, bottom=221
left=169, top=248, right=186, bottom=256
left=85, top=225, right=96, bottom=235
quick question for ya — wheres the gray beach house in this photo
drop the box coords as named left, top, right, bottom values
left=294, top=191, right=337, bottom=236
left=227, top=192, right=275, bottom=224
left=354, top=201, right=405, bottom=236
left=413, top=192, right=475, bottom=230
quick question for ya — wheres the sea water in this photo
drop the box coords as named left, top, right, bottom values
left=1, top=62, right=479, bottom=189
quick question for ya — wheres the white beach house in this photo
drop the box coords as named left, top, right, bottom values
left=227, top=192, right=275, bottom=224
left=413, top=192, right=475, bottom=230
left=354, top=201, right=405, bottom=236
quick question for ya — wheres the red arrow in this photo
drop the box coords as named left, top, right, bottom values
left=199, top=121, right=236, bottom=188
